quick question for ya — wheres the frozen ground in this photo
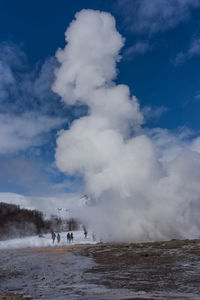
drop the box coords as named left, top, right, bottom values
left=0, top=231, right=96, bottom=250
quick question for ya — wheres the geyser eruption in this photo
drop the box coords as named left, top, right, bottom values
left=53, top=9, right=200, bottom=241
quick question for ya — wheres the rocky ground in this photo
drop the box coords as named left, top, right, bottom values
left=0, top=239, right=200, bottom=299
left=82, top=239, right=200, bottom=298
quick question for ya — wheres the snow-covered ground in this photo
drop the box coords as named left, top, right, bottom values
left=0, top=230, right=97, bottom=250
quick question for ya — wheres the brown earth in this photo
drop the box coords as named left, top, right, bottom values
left=0, top=295, right=31, bottom=300
left=81, top=239, right=200, bottom=297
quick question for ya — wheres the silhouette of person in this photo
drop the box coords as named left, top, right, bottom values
left=67, top=232, right=71, bottom=243
left=70, top=232, right=73, bottom=242
left=51, top=231, right=56, bottom=243
left=57, top=233, right=61, bottom=243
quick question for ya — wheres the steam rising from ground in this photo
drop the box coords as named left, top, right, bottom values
left=53, top=9, right=200, bottom=242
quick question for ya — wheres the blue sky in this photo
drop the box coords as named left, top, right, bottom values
left=1, top=0, right=200, bottom=197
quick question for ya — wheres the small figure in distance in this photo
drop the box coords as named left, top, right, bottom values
left=57, top=232, right=61, bottom=243
left=83, top=225, right=88, bottom=239
left=84, top=229, right=88, bottom=239
left=67, top=232, right=71, bottom=243
left=70, top=232, right=73, bottom=243
left=51, top=231, right=56, bottom=244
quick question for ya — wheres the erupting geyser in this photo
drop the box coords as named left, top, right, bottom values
left=52, top=9, right=200, bottom=242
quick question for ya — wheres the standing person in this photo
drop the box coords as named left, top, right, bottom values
left=57, top=233, right=61, bottom=243
left=51, top=231, right=56, bottom=244
left=70, top=232, right=73, bottom=242
left=84, top=229, right=88, bottom=238
left=83, top=225, right=88, bottom=238
left=67, top=232, right=71, bottom=243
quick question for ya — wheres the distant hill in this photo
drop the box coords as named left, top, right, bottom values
left=0, top=202, right=80, bottom=240
left=0, top=202, right=51, bottom=240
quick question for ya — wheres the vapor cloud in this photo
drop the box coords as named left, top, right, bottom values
left=53, top=9, right=200, bottom=242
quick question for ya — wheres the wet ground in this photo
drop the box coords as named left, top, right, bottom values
left=0, top=239, right=200, bottom=299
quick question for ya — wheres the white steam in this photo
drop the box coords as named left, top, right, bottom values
left=53, top=9, right=200, bottom=242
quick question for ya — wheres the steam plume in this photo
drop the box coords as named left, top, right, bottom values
left=53, top=9, right=200, bottom=241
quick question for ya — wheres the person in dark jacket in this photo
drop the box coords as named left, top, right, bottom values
left=51, top=231, right=56, bottom=243
left=67, top=232, right=71, bottom=243
left=57, top=233, right=61, bottom=243
left=84, top=229, right=88, bottom=238
left=70, top=232, right=73, bottom=242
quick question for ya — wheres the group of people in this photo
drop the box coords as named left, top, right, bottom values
left=51, top=231, right=61, bottom=244
left=67, top=232, right=73, bottom=243
left=51, top=231, right=75, bottom=244
left=51, top=228, right=96, bottom=244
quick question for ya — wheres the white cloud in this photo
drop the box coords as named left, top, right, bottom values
left=123, top=41, right=152, bottom=59
left=0, top=43, right=67, bottom=154
left=53, top=9, right=200, bottom=242
left=147, top=127, right=194, bottom=162
left=0, top=113, right=64, bottom=154
left=117, top=0, right=199, bottom=35
left=0, top=61, right=15, bottom=100
left=0, top=43, right=62, bottom=115
left=173, top=52, right=187, bottom=66
left=142, top=105, right=168, bottom=122
left=174, top=37, right=200, bottom=66
left=188, top=37, right=200, bottom=55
